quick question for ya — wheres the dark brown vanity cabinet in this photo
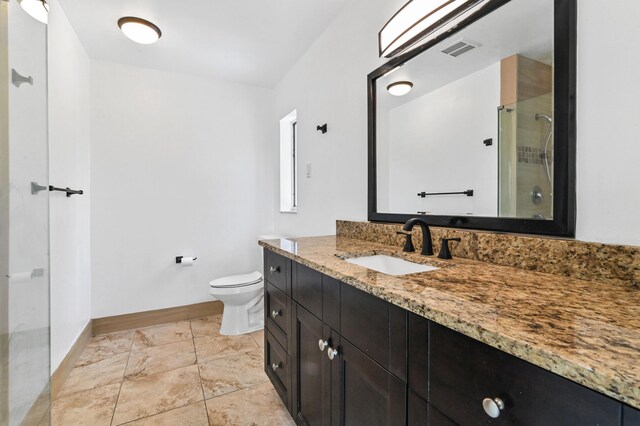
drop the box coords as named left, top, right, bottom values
left=291, top=263, right=408, bottom=426
left=263, top=250, right=639, bottom=426
left=410, top=317, right=625, bottom=425
left=264, top=252, right=408, bottom=426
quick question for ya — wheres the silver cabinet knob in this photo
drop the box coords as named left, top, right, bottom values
left=271, top=362, right=281, bottom=371
left=482, top=397, right=505, bottom=418
left=327, top=347, right=338, bottom=361
left=269, top=266, right=280, bottom=274
left=271, top=310, right=281, bottom=319
left=318, top=339, right=328, bottom=351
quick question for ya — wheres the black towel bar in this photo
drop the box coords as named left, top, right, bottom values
left=49, top=185, right=84, bottom=197
left=417, top=190, right=473, bottom=198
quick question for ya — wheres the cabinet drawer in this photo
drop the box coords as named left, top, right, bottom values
left=408, top=313, right=429, bottom=401
left=264, top=250, right=290, bottom=295
left=322, top=275, right=341, bottom=333
left=340, top=283, right=407, bottom=380
left=623, top=405, right=640, bottom=426
left=430, top=323, right=622, bottom=425
left=266, top=330, right=290, bottom=410
left=294, top=263, right=322, bottom=318
left=265, top=282, right=289, bottom=349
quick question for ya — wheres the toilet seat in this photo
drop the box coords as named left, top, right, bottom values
left=209, top=271, right=263, bottom=289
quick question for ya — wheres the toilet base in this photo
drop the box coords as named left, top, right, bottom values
left=219, top=292, right=264, bottom=336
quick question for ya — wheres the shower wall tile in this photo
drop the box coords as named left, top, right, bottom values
left=336, top=220, right=640, bottom=287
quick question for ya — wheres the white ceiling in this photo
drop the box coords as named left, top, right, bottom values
left=379, top=0, right=554, bottom=109
left=58, top=0, right=348, bottom=87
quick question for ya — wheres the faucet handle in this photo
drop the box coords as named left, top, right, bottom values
left=438, top=238, right=461, bottom=260
left=397, top=231, right=415, bottom=253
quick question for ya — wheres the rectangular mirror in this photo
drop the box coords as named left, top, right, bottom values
left=368, top=0, right=576, bottom=236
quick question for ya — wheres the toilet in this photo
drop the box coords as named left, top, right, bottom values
left=209, top=271, right=264, bottom=335
left=209, top=235, right=286, bottom=335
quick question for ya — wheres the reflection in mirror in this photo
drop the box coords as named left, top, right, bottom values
left=376, top=0, right=555, bottom=220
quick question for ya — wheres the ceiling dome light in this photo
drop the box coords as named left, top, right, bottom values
left=379, top=0, right=490, bottom=58
left=19, top=0, right=49, bottom=24
left=387, top=81, right=414, bottom=96
left=117, top=17, right=162, bottom=45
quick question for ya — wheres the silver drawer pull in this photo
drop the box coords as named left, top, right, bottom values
left=271, top=310, right=281, bottom=319
left=327, top=347, right=338, bottom=361
left=271, top=362, right=281, bottom=371
left=269, top=266, right=281, bottom=274
left=482, top=397, right=505, bottom=418
left=318, top=339, right=328, bottom=351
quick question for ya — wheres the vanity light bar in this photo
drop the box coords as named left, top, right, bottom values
left=378, top=0, right=489, bottom=58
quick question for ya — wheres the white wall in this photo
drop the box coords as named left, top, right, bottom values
left=273, top=0, right=640, bottom=246
left=90, top=60, right=275, bottom=318
left=48, top=0, right=92, bottom=372
left=272, top=0, right=406, bottom=237
left=379, top=63, right=500, bottom=216
left=575, top=1, right=640, bottom=246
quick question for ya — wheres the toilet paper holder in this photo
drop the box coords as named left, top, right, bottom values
left=176, top=256, right=198, bottom=264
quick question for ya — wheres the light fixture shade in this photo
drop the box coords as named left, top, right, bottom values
left=118, top=17, right=162, bottom=45
left=19, top=0, right=48, bottom=24
left=387, top=81, right=414, bottom=96
left=379, top=0, right=488, bottom=58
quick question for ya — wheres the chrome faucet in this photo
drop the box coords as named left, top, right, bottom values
left=397, top=218, right=434, bottom=256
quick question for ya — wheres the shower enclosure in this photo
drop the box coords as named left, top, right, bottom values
left=1, top=1, right=51, bottom=425
left=498, top=94, right=554, bottom=219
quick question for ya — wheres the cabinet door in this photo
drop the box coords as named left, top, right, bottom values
left=292, top=303, right=332, bottom=426
left=332, top=339, right=407, bottom=426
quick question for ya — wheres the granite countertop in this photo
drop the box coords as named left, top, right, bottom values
left=259, top=235, right=640, bottom=409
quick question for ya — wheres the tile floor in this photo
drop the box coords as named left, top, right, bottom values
left=51, top=315, right=295, bottom=425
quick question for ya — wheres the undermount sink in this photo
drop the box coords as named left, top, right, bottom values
left=345, top=255, right=438, bottom=276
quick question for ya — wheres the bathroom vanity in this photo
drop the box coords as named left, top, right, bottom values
left=260, top=236, right=640, bottom=425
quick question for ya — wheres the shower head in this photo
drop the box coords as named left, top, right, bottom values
left=535, top=113, right=552, bottom=124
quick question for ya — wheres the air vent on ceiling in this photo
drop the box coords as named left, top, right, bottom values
left=441, top=39, right=479, bottom=57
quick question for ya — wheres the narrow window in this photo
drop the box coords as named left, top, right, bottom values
left=280, top=110, right=298, bottom=212
left=291, top=120, right=298, bottom=209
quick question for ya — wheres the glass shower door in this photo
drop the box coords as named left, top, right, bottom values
left=1, top=0, right=50, bottom=425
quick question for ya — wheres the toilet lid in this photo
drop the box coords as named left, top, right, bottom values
left=209, top=271, right=263, bottom=288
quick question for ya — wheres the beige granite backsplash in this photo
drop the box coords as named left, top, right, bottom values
left=336, top=220, right=640, bottom=287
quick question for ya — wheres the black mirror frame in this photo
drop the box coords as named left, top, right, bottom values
left=368, top=0, right=576, bottom=237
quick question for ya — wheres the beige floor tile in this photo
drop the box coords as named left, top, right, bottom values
left=59, top=352, right=128, bottom=396
left=122, top=401, right=209, bottom=426
left=190, top=315, right=222, bottom=338
left=250, top=329, right=264, bottom=349
left=76, top=330, right=134, bottom=367
left=205, top=382, right=295, bottom=426
left=51, top=382, right=120, bottom=426
left=199, top=349, right=268, bottom=399
left=132, top=321, right=192, bottom=349
left=112, top=364, right=203, bottom=425
left=193, top=334, right=258, bottom=363
left=125, top=339, right=196, bottom=379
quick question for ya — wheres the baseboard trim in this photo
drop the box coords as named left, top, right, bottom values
left=92, top=301, right=223, bottom=336
left=51, top=320, right=93, bottom=400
